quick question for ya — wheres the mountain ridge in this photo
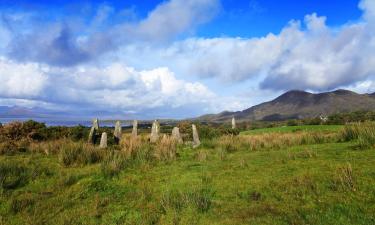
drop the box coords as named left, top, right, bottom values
left=197, top=89, right=375, bottom=122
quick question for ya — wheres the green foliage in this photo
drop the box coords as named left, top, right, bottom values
left=326, top=111, right=375, bottom=125
left=287, top=119, right=300, bottom=126
left=68, top=125, right=89, bottom=141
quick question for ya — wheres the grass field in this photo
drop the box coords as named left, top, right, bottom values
left=240, top=125, right=344, bottom=135
left=1, top=125, right=375, bottom=224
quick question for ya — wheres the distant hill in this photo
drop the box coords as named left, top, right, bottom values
left=198, top=89, right=375, bottom=122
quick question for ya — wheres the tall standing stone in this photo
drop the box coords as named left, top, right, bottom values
left=88, top=118, right=99, bottom=144
left=150, top=120, right=160, bottom=143
left=192, top=124, right=201, bottom=148
left=99, top=132, right=107, bottom=149
left=232, top=117, right=236, bottom=129
left=171, top=127, right=183, bottom=144
left=132, top=120, right=138, bottom=137
left=114, top=121, right=122, bottom=144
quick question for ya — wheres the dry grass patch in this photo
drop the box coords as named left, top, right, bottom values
left=154, top=135, right=177, bottom=161
left=211, top=132, right=338, bottom=153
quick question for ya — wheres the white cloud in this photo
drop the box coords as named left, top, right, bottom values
left=130, top=0, right=220, bottom=42
left=0, top=58, right=47, bottom=98
left=0, top=58, right=232, bottom=117
left=2, top=0, right=220, bottom=66
left=114, top=1, right=375, bottom=92
left=1, top=0, right=375, bottom=118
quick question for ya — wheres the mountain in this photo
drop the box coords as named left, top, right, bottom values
left=198, top=89, right=375, bottom=122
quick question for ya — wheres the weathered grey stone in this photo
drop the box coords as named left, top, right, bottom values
left=150, top=120, right=160, bottom=143
left=232, top=117, right=236, bottom=129
left=114, top=121, right=122, bottom=144
left=192, top=124, right=200, bottom=148
left=132, top=120, right=138, bottom=137
left=88, top=118, right=99, bottom=144
left=93, top=118, right=99, bottom=130
left=99, top=132, right=107, bottom=149
left=171, top=127, right=183, bottom=144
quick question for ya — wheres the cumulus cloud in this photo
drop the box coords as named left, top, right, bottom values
left=128, top=0, right=220, bottom=42
left=0, top=58, right=47, bottom=98
left=2, top=0, right=220, bottom=67
left=0, top=57, right=234, bottom=117
left=1, top=0, right=375, bottom=117
left=115, top=0, right=375, bottom=92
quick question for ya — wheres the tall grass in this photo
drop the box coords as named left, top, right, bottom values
left=207, top=131, right=338, bottom=153
left=120, top=134, right=177, bottom=162
left=160, top=187, right=215, bottom=214
left=0, top=161, right=29, bottom=190
left=59, top=141, right=104, bottom=167
left=340, top=122, right=375, bottom=148
left=101, top=151, right=127, bottom=178
left=154, top=135, right=177, bottom=161
left=120, top=134, right=152, bottom=161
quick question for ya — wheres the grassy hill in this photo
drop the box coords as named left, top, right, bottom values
left=1, top=123, right=375, bottom=224
left=198, top=89, right=375, bottom=122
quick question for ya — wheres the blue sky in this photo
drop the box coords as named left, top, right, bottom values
left=0, top=0, right=374, bottom=119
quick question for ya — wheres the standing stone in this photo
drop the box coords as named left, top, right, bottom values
left=171, top=127, right=183, bottom=144
left=232, top=117, right=236, bottom=129
left=93, top=118, right=99, bottom=130
left=88, top=118, right=99, bottom=144
left=114, top=121, right=122, bottom=144
left=99, top=132, right=107, bottom=149
left=132, top=120, right=138, bottom=137
left=150, top=120, right=160, bottom=143
left=192, top=124, right=201, bottom=148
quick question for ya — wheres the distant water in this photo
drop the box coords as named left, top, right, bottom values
left=0, top=118, right=132, bottom=127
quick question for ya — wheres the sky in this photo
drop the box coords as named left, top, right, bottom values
left=0, top=0, right=374, bottom=119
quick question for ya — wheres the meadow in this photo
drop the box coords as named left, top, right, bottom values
left=0, top=121, right=375, bottom=225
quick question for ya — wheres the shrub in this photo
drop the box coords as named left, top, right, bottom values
left=287, top=120, right=299, bottom=126
left=69, top=125, right=89, bottom=141
left=178, top=121, right=193, bottom=141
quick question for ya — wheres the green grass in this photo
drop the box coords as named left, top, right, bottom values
left=241, top=125, right=344, bottom=135
left=1, top=126, right=375, bottom=224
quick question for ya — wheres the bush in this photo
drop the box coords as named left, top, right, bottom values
left=69, top=125, right=89, bottom=141
left=287, top=120, right=299, bottom=126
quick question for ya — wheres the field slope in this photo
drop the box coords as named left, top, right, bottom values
left=1, top=125, right=375, bottom=224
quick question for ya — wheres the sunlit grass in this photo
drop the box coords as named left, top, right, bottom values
left=1, top=124, right=375, bottom=224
